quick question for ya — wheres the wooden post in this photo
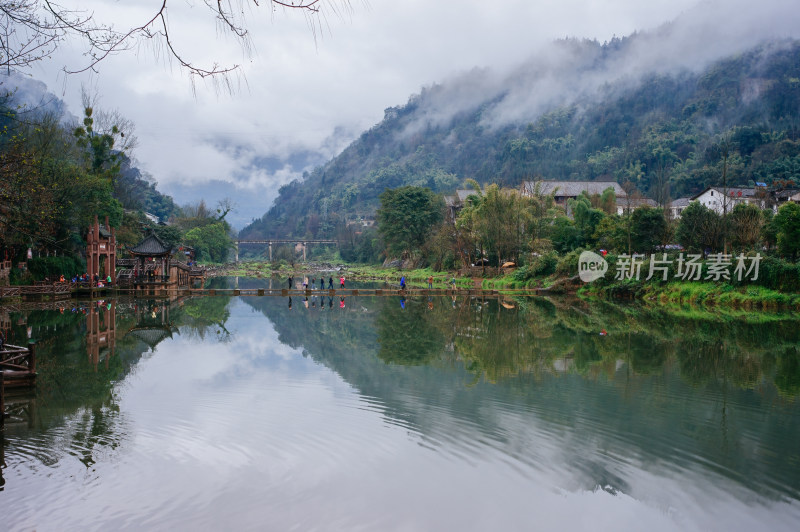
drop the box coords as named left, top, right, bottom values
left=28, top=341, right=36, bottom=373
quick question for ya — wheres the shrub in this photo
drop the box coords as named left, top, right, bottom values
left=27, top=256, right=85, bottom=281
left=556, top=248, right=585, bottom=278
left=755, top=255, right=800, bottom=292
left=531, top=251, right=558, bottom=276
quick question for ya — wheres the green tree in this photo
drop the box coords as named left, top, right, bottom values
left=569, top=193, right=606, bottom=248
left=728, top=203, right=764, bottom=252
left=774, top=202, right=800, bottom=260
left=377, top=186, right=444, bottom=259
left=593, top=215, right=626, bottom=252
left=676, top=202, right=722, bottom=253
left=630, top=207, right=668, bottom=253
left=184, top=222, right=234, bottom=263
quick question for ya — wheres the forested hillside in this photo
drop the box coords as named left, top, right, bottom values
left=241, top=37, right=800, bottom=241
left=0, top=74, right=180, bottom=268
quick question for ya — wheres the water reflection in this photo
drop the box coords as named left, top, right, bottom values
left=1, top=287, right=799, bottom=530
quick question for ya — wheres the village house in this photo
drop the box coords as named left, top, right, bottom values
left=690, top=186, right=768, bottom=215
left=616, top=197, right=658, bottom=215
left=444, top=189, right=482, bottom=223
left=521, top=180, right=627, bottom=207
left=667, top=197, right=692, bottom=218
left=772, top=187, right=800, bottom=206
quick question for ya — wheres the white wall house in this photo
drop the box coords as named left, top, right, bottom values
left=690, top=187, right=767, bottom=215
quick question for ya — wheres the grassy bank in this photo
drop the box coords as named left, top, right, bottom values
left=214, top=259, right=800, bottom=310
left=580, top=280, right=800, bottom=310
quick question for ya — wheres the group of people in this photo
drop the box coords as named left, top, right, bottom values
left=288, top=295, right=347, bottom=310
left=286, top=273, right=461, bottom=292
left=399, top=275, right=457, bottom=290
left=288, top=275, right=346, bottom=290
left=66, top=273, right=113, bottom=287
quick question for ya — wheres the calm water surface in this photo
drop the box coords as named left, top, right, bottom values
left=1, top=278, right=799, bottom=531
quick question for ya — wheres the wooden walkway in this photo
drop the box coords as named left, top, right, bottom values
left=109, top=287, right=546, bottom=297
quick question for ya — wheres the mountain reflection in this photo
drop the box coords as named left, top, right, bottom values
left=2, top=288, right=799, bottom=509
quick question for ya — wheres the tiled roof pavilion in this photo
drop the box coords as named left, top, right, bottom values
left=129, top=234, right=171, bottom=256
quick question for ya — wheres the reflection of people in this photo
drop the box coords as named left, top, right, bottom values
left=304, top=297, right=309, bottom=309
left=288, top=297, right=293, bottom=309
left=451, top=276, right=456, bottom=289
left=400, top=296, right=405, bottom=309
left=428, top=297, right=433, bottom=310
left=329, top=297, right=333, bottom=309
left=340, top=297, right=345, bottom=309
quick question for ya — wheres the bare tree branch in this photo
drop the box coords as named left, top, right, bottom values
left=1, top=1, right=351, bottom=87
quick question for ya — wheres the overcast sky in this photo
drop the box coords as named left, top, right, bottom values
left=18, top=0, right=800, bottom=228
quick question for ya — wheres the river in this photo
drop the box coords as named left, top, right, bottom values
left=1, top=279, right=799, bottom=531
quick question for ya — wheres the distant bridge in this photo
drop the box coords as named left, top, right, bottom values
left=235, top=239, right=338, bottom=261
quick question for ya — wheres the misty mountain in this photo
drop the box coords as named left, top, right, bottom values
left=241, top=36, right=800, bottom=241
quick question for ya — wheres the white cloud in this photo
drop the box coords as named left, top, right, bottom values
left=19, top=0, right=798, bottom=227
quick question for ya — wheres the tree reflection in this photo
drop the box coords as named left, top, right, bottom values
left=376, top=298, right=444, bottom=365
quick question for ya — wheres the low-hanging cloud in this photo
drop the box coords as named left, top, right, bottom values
left=401, top=0, right=800, bottom=137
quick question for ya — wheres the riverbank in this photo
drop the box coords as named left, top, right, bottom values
left=212, top=260, right=800, bottom=310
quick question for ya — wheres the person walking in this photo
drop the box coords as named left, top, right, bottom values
left=400, top=275, right=406, bottom=290
left=340, top=276, right=345, bottom=288
left=451, top=275, right=456, bottom=289
left=320, top=278, right=325, bottom=290
left=328, top=277, right=334, bottom=289
left=428, top=276, right=433, bottom=289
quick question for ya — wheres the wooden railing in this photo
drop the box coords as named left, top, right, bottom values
left=0, top=286, right=21, bottom=297
left=0, top=283, right=71, bottom=298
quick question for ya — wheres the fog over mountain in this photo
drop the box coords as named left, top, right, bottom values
left=10, top=0, right=800, bottom=230
left=239, top=0, right=800, bottom=241
left=239, top=0, right=800, bottom=230
left=402, top=0, right=799, bottom=136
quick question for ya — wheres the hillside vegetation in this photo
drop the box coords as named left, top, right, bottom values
left=241, top=38, right=800, bottom=242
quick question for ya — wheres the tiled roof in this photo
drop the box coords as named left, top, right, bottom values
left=694, top=187, right=757, bottom=200
left=129, top=234, right=171, bottom=256
left=127, top=327, right=176, bottom=350
left=445, top=189, right=481, bottom=207
left=523, top=180, right=627, bottom=197
left=669, top=197, right=692, bottom=208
